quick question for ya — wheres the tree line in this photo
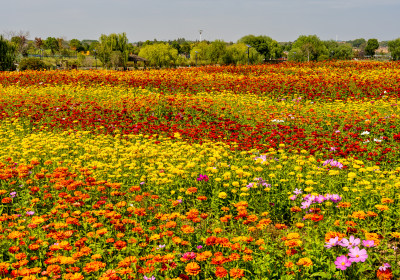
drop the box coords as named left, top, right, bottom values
left=1, top=31, right=400, bottom=71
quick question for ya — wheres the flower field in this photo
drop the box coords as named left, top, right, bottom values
left=0, top=61, right=400, bottom=279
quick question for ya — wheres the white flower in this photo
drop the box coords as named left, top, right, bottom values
left=360, top=131, right=370, bottom=135
left=374, top=138, right=382, bottom=143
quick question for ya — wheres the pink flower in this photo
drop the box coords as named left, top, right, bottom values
left=340, top=235, right=360, bottom=249
left=362, top=239, right=375, bottom=248
left=324, top=237, right=339, bottom=248
left=182, top=251, right=196, bottom=260
left=348, top=246, right=368, bottom=263
left=334, top=255, right=352, bottom=270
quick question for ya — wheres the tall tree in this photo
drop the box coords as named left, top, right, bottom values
left=138, top=43, right=178, bottom=68
left=289, top=35, right=328, bottom=61
left=44, top=37, right=59, bottom=55
left=97, top=33, right=130, bottom=69
left=0, top=36, right=16, bottom=71
left=238, top=35, right=282, bottom=60
left=388, top=38, right=400, bottom=61
left=206, top=40, right=227, bottom=64
left=365, top=39, right=379, bottom=57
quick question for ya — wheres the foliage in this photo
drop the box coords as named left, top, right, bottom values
left=0, top=36, right=16, bottom=71
left=324, top=41, right=354, bottom=60
left=222, top=43, right=263, bottom=65
left=44, top=37, right=59, bottom=55
left=365, top=39, right=379, bottom=57
left=347, top=38, right=366, bottom=48
left=97, top=33, right=131, bottom=69
left=190, top=41, right=209, bottom=65
left=388, top=38, right=400, bottom=61
left=239, top=34, right=283, bottom=60
left=138, top=43, right=178, bottom=67
left=69, top=39, right=84, bottom=52
left=18, top=57, right=48, bottom=71
left=290, top=35, right=329, bottom=62
left=206, top=40, right=227, bottom=64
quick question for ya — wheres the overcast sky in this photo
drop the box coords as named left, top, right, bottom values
left=1, top=0, right=399, bottom=43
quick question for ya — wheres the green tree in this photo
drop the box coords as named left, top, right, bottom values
left=290, top=35, right=328, bottom=61
left=347, top=38, right=366, bottom=48
left=333, top=44, right=354, bottom=60
left=222, top=43, right=263, bottom=65
left=180, top=42, right=191, bottom=58
left=190, top=41, right=209, bottom=65
left=207, top=40, right=227, bottom=64
left=11, top=35, right=29, bottom=56
left=324, top=40, right=353, bottom=60
left=69, top=39, right=84, bottom=52
left=44, top=37, right=59, bottom=55
left=19, top=57, right=48, bottom=70
left=365, top=39, right=379, bottom=57
left=388, top=38, right=400, bottom=61
left=138, top=43, right=178, bottom=68
left=97, top=33, right=130, bottom=69
left=238, top=35, right=282, bottom=60
left=0, top=36, right=16, bottom=71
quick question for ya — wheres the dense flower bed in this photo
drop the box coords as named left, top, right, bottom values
left=0, top=62, right=399, bottom=279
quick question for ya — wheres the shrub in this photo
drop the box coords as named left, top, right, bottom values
left=19, top=57, right=48, bottom=71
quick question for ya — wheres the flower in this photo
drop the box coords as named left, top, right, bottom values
left=379, top=263, right=391, bottom=271
left=218, top=192, right=227, bottom=199
left=334, top=255, right=352, bottom=270
left=340, top=235, right=360, bottom=249
left=324, top=237, right=339, bottom=248
left=144, top=276, right=156, bottom=280
left=362, top=239, right=375, bottom=248
left=215, top=266, right=228, bottom=278
left=296, top=257, right=313, bottom=267
left=348, top=246, right=368, bottom=263
left=229, top=268, right=245, bottom=279
left=185, top=262, right=201, bottom=276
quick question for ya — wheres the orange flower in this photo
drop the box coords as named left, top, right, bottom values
left=229, top=268, right=245, bottom=279
left=185, top=262, right=201, bottom=276
left=377, top=268, right=393, bottom=280
left=181, top=225, right=195, bottom=234
left=296, top=257, right=313, bottom=267
left=215, top=266, right=228, bottom=278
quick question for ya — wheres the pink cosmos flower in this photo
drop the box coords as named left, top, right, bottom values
left=324, top=237, right=339, bottom=248
left=348, top=246, right=368, bottom=263
left=362, top=239, right=375, bottom=248
left=334, top=255, right=352, bottom=270
left=340, top=235, right=360, bottom=249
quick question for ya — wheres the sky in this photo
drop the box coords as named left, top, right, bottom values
left=1, top=0, right=399, bottom=43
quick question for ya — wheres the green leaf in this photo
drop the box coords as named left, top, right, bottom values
left=310, top=272, right=331, bottom=278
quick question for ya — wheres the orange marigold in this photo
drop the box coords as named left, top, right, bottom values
left=185, top=262, right=201, bottom=276
left=229, top=268, right=245, bottom=279
left=215, top=266, right=228, bottom=278
left=296, top=257, right=313, bottom=267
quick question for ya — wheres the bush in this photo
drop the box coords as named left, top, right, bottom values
left=19, top=57, right=48, bottom=71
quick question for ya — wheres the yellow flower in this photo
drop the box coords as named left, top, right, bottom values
left=218, top=192, right=227, bottom=199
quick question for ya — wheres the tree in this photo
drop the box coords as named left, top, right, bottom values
left=97, top=33, right=130, bottom=69
left=388, top=38, right=400, bottom=61
left=44, top=37, right=59, bottom=55
left=11, top=34, right=29, bottom=57
left=290, top=35, right=328, bottom=61
left=206, top=40, right=227, bottom=64
left=365, top=39, right=379, bottom=57
left=0, top=36, right=16, bottom=71
left=69, top=39, right=84, bottom=52
left=222, top=43, right=263, bottom=65
left=324, top=40, right=353, bottom=60
left=347, top=38, right=366, bottom=48
left=138, top=43, right=178, bottom=68
left=190, top=41, right=209, bottom=65
left=238, top=35, right=282, bottom=60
